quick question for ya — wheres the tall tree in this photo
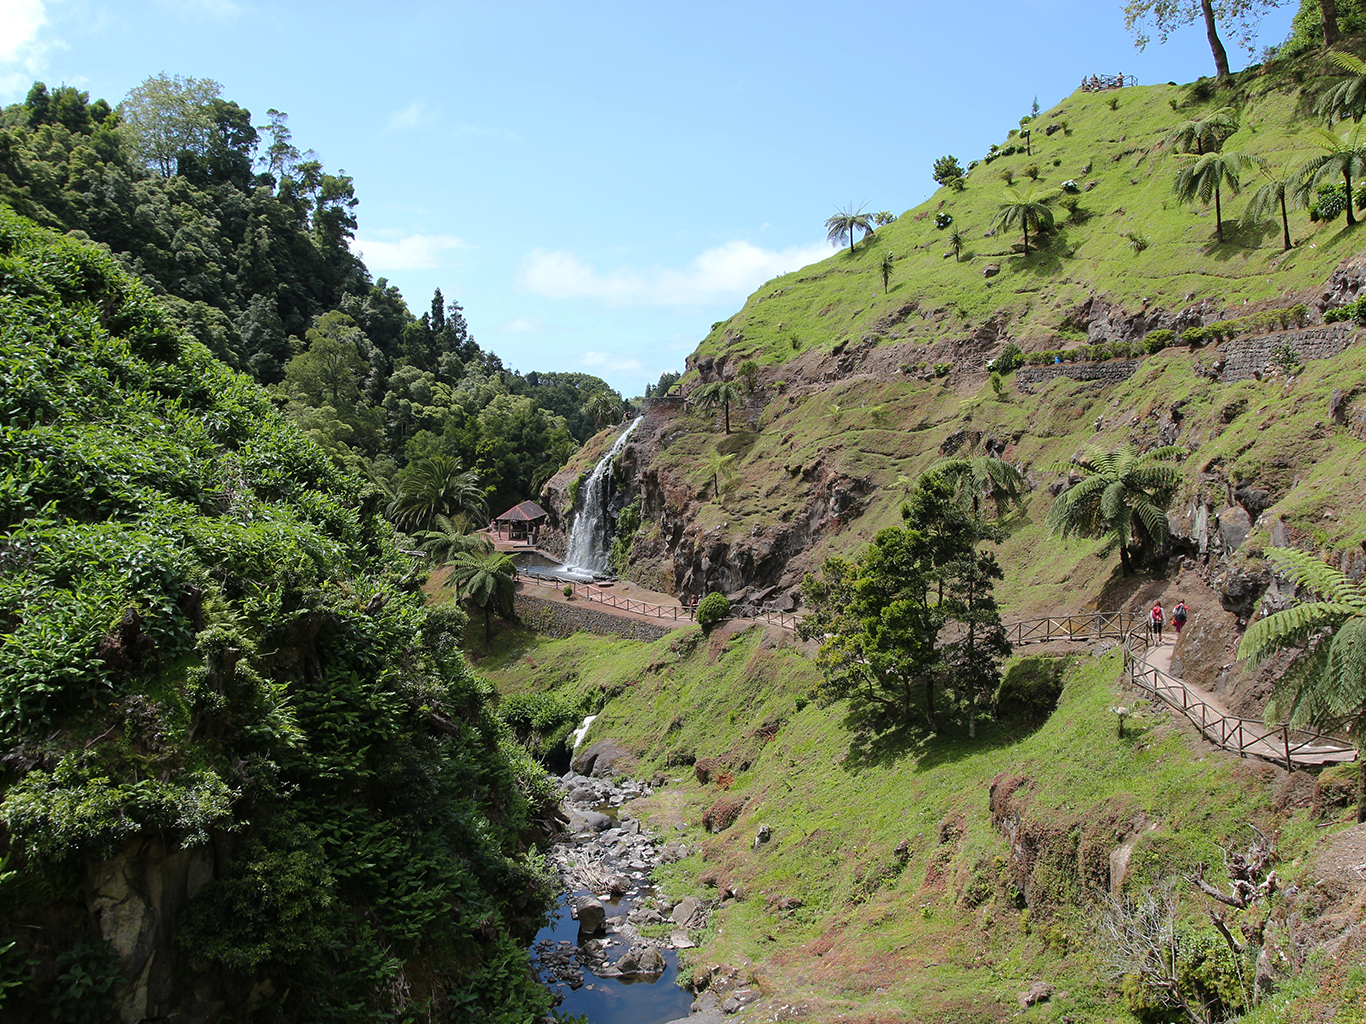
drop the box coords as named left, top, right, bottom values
left=1124, top=0, right=1286, bottom=81
left=1237, top=547, right=1366, bottom=820
left=991, top=186, right=1055, bottom=255
left=1322, top=0, right=1343, bottom=44
left=119, top=73, right=223, bottom=176
left=1292, top=122, right=1366, bottom=227
left=825, top=204, right=875, bottom=256
left=800, top=473, right=998, bottom=735
left=691, top=379, right=747, bottom=434
left=1172, top=150, right=1251, bottom=242
left=1046, top=445, right=1183, bottom=576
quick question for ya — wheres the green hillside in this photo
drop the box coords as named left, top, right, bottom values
left=691, top=56, right=1366, bottom=374
left=0, top=210, right=556, bottom=1022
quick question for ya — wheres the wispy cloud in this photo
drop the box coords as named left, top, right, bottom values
left=0, top=0, right=52, bottom=100
left=350, top=232, right=469, bottom=271
left=162, top=0, right=245, bottom=19
left=518, top=239, right=829, bottom=308
left=501, top=316, right=541, bottom=333
left=386, top=100, right=437, bottom=132
left=581, top=351, right=642, bottom=373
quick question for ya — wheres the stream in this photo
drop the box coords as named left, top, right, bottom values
left=531, top=769, right=699, bottom=1024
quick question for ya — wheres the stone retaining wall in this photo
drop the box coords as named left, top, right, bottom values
left=1216, top=324, right=1354, bottom=382
left=515, top=593, right=674, bottom=641
left=1015, top=359, right=1142, bottom=386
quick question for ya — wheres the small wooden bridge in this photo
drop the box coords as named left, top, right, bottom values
left=1008, top=611, right=1142, bottom=646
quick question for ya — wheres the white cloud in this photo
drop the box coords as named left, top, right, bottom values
left=350, top=233, right=468, bottom=271
left=386, top=100, right=437, bottom=132
left=518, top=239, right=830, bottom=308
left=162, top=0, right=245, bottom=19
left=580, top=351, right=641, bottom=373
left=0, top=0, right=52, bottom=99
left=501, top=316, right=540, bottom=333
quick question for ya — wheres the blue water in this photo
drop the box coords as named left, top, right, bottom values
left=533, top=892, right=693, bottom=1024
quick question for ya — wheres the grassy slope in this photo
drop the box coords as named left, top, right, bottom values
left=694, top=56, right=1366, bottom=374
left=475, top=621, right=1362, bottom=1022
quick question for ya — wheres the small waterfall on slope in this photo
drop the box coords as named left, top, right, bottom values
left=563, top=417, right=642, bottom=576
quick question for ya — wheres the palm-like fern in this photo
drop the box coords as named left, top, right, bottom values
left=416, top=514, right=493, bottom=563
left=825, top=204, right=875, bottom=256
left=1314, top=51, right=1366, bottom=126
left=879, top=251, right=895, bottom=294
left=1291, top=123, right=1366, bottom=228
left=1045, top=445, right=1183, bottom=576
left=991, top=186, right=1055, bottom=255
left=1238, top=547, right=1366, bottom=821
left=1160, top=106, right=1239, bottom=156
left=1172, top=151, right=1251, bottom=244
left=387, top=456, right=487, bottom=532
left=1241, top=156, right=1297, bottom=252
left=691, top=379, right=746, bottom=434
left=930, top=454, right=1025, bottom=520
left=442, top=549, right=517, bottom=644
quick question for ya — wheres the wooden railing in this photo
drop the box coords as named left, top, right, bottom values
left=1121, top=628, right=1355, bottom=769
left=1081, top=73, right=1138, bottom=92
left=514, top=569, right=801, bottom=630
left=1008, top=611, right=1143, bottom=646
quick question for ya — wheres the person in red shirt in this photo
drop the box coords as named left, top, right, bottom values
left=1150, top=602, right=1164, bottom=644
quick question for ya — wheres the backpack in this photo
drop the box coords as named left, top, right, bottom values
left=1173, top=604, right=1187, bottom=623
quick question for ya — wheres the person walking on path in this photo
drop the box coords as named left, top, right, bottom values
left=1172, top=600, right=1188, bottom=638
left=1150, top=601, right=1165, bottom=644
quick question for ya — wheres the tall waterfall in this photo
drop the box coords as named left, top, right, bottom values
left=563, top=417, right=642, bottom=575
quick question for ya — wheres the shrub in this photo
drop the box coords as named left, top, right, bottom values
left=696, top=592, right=730, bottom=632
left=947, top=176, right=966, bottom=192
left=1143, top=330, right=1175, bottom=353
left=999, top=168, right=1015, bottom=185
left=934, top=212, right=953, bottom=229
left=932, top=154, right=965, bottom=186
left=1121, top=230, right=1150, bottom=255
left=994, top=343, right=1024, bottom=375
left=1325, top=296, right=1366, bottom=324
left=933, top=363, right=952, bottom=377
left=1025, top=163, right=1041, bottom=180
left=563, top=585, right=573, bottom=599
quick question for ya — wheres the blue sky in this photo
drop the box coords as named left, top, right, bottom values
left=1, top=0, right=1300, bottom=396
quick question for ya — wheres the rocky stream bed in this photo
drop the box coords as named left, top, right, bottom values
left=534, top=767, right=764, bottom=1024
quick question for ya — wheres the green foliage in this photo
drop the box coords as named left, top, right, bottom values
left=1122, top=230, right=1151, bottom=254
left=933, top=155, right=965, bottom=186
left=825, top=204, right=875, bottom=255
left=610, top=494, right=644, bottom=575
left=1324, top=295, right=1366, bottom=323
left=1144, top=329, right=1175, bottom=352
left=0, top=212, right=556, bottom=1021
left=994, top=343, right=1024, bottom=374
left=499, top=691, right=580, bottom=763
left=696, top=592, right=731, bottom=632
left=1177, top=304, right=1309, bottom=346
left=43, top=940, right=122, bottom=1024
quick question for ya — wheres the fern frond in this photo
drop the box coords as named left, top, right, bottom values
left=1239, top=602, right=1356, bottom=664
left=1266, top=547, right=1366, bottom=607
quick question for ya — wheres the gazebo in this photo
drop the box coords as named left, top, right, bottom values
left=492, top=500, right=548, bottom=544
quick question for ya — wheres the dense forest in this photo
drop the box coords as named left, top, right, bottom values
left=0, top=74, right=629, bottom=520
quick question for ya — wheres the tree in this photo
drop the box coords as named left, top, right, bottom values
left=930, top=453, right=1026, bottom=520
left=119, top=73, right=224, bottom=176
left=942, top=543, right=1011, bottom=738
left=1237, top=547, right=1366, bottom=821
left=530, top=436, right=580, bottom=496
left=698, top=451, right=736, bottom=502
left=388, top=456, right=487, bottom=532
left=417, top=514, right=494, bottom=563
left=947, top=227, right=966, bottom=262
left=1292, top=122, right=1366, bottom=227
left=1241, top=157, right=1297, bottom=250
left=1124, top=1, right=1285, bottom=81
left=991, top=186, right=1055, bottom=255
left=737, top=359, right=760, bottom=392
left=825, top=204, right=875, bottom=256
left=933, top=155, right=966, bottom=186
left=1045, top=445, right=1183, bottom=576
left=285, top=312, right=371, bottom=409
left=692, top=379, right=746, bottom=434
left=1315, top=50, right=1366, bottom=126
left=1160, top=106, right=1240, bottom=155
left=442, top=549, right=517, bottom=645
left=879, top=251, right=896, bottom=294
left=1172, top=150, right=1251, bottom=243
left=582, top=390, right=621, bottom=430
left=800, top=474, right=1002, bottom=735
left=1322, top=0, right=1343, bottom=43
left=873, top=211, right=898, bottom=226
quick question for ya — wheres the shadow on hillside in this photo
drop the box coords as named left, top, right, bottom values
left=1094, top=564, right=1169, bottom=612
left=1198, top=218, right=1277, bottom=259
left=840, top=706, right=1041, bottom=775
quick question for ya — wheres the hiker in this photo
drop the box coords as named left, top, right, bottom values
left=1150, top=602, right=1164, bottom=643
left=1172, top=600, right=1188, bottom=637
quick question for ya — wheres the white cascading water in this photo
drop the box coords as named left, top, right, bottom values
left=563, top=417, right=642, bottom=575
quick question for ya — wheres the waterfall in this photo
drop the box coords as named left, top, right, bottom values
left=563, top=417, right=642, bottom=575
